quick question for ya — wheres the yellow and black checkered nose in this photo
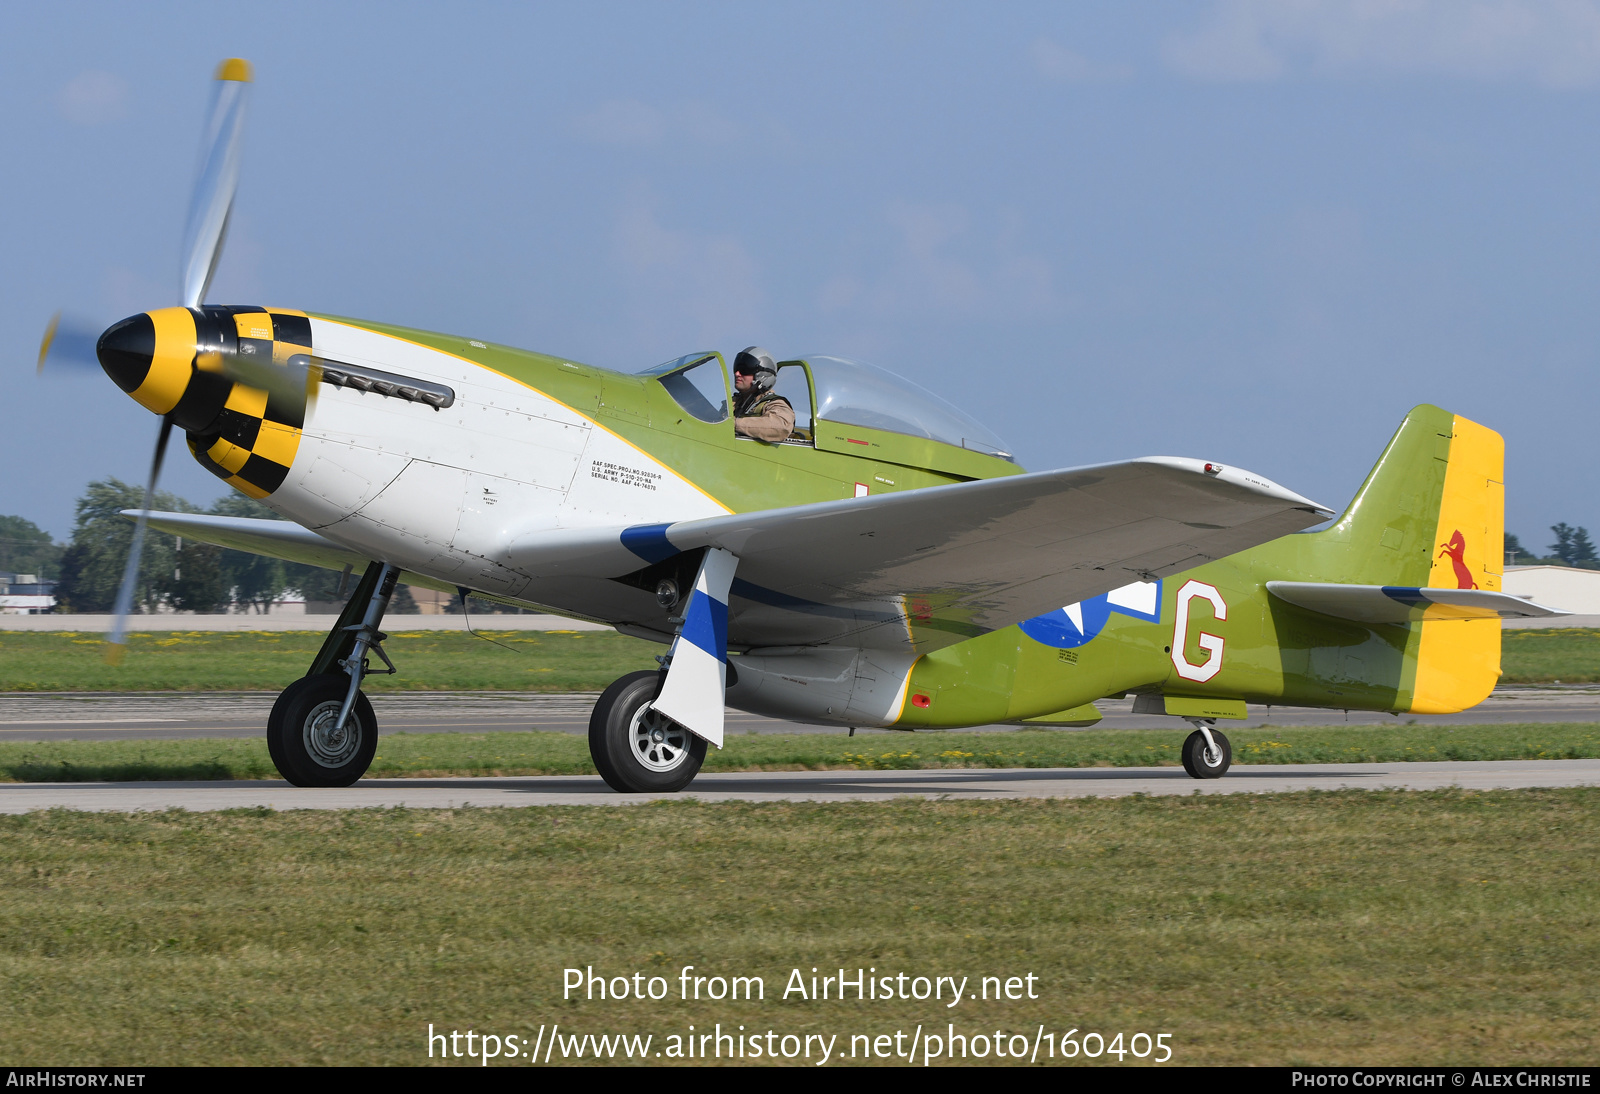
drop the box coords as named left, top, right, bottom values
left=97, top=305, right=311, bottom=499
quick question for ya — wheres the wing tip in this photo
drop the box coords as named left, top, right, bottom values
left=1134, top=456, right=1332, bottom=515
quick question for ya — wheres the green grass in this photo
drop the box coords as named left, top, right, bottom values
left=0, top=790, right=1595, bottom=1065
left=0, top=629, right=659, bottom=692
left=1502, top=627, right=1600, bottom=683
left=0, top=627, right=1595, bottom=691
left=4, top=721, right=1598, bottom=783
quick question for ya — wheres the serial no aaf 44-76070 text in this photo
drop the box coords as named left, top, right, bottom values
left=39, top=60, right=1563, bottom=792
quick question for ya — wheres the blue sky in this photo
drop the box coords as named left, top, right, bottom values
left=6, top=1, right=1600, bottom=554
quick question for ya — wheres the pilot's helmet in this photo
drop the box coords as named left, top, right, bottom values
left=734, top=346, right=777, bottom=392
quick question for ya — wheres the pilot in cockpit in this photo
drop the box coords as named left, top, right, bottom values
left=732, top=346, right=795, bottom=443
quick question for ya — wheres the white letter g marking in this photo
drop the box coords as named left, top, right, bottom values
left=1172, top=579, right=1226, bottom=683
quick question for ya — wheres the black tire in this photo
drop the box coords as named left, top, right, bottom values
left=267, top=675, right=378, bottom=788
left=589, top=669, right=707, bottom=793
left=1181, top=728, right=1232, bottom=779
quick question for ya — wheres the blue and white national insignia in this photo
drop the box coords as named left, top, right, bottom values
left=1019, top=580, right=1162, bottom=650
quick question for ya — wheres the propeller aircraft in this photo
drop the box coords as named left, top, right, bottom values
left=40, top=60, right=1567, bottom=793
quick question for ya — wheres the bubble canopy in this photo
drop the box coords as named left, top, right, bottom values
left=638, top=351, right=1013, bottom=461
left=800, top=355, right=1013, bottom=460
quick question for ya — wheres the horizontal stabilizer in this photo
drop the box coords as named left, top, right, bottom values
left=1267, top=581, right=1570, bottom=624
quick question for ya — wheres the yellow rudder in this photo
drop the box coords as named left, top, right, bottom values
left=1410, top=415, right=1505, bottom=713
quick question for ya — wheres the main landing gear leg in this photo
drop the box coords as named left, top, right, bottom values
left=589, top=549, right=739, bottom=794
left=1181, top=717, right=1232, bottom=779
left=267, top=561, right=401, bottom=787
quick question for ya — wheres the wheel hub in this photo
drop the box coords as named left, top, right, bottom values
left=630, top=704, right=692, bottom=772
left=303, top=700, right=362, bottom=768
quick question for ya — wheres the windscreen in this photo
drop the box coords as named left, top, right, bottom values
left=654, top=355, right=728, bottom=423
left=639, top=352, right=716, bottom=376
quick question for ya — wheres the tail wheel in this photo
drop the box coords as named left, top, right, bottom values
left=1181, top=728, right=1232, bottom=779
left=589, top=669, right=707, bottom=793
left=267, top=675, right=378, bottom=788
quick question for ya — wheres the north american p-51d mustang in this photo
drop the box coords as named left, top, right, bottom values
left=43, top=61, right=1565, bottom=792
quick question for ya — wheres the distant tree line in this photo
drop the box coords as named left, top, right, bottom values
left=1506, top=524, right=1599, bottom=569
left=6, top=480, right=421, bottom=614
left=0, top=515, right=62, bottom=579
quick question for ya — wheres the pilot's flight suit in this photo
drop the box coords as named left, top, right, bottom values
left=734, top=391, right=795, bottom=443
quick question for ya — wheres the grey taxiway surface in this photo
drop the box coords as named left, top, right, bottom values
left=2, top=760, right=1597, bottom=812
left=4, top=685, right=1600, bottom=742
left=3, top=686, right=1598, bottom=811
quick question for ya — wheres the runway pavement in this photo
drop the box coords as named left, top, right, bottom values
left=1, top=759, right=1596, bottom=812
left=1, top=685, right=1598, bottom=742
left=0, top=613, right=609, bottom=633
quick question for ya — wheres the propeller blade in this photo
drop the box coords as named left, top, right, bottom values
left=201, top=347, right=319, bottom=417
left=180, top=59, right=252, bottom=309
left=105, top=418, right=174, bottom=665
left=36, top=312, right=105, bottom=374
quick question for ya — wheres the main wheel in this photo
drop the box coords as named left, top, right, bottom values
left=267, top=675, right=378, bottom=788
left=1181, top=728, right=1232, bottom=779
left=589, top=669, right=707, bottom=793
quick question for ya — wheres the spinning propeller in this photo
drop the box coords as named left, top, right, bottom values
left=37, top=59, right=274, bottom=663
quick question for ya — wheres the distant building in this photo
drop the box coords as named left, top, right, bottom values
left=0, top=573, right=57, bottom=614
left=1503, top=565, right=1600, bottom=626
left=408, top=586, right=453, bottom=614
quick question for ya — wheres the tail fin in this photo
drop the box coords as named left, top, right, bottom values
left=1307, top=404, right=1504, bottom=590
left=1284, top=404, right=1505, bottom=712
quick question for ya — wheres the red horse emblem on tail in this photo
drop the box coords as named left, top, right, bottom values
left=1439, top=530, right=1478, bottom=589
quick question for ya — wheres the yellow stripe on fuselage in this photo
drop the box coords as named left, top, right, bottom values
left=1410, top=415, right=1504, bottom=714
